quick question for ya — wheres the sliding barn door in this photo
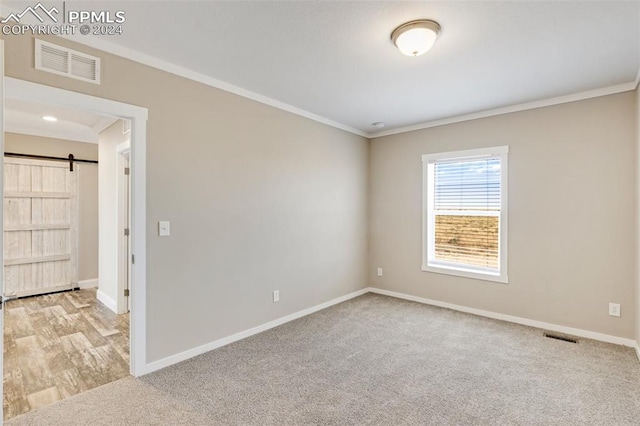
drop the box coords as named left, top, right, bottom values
left=3, top=158, right=78, bottom=297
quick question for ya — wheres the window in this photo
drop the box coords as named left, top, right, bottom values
left=422, top=146, right=508, bottom=283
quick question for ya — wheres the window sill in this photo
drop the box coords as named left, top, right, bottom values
left=422, top=264, right=508, bottom=284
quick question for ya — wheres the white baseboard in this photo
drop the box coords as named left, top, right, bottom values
left=77, top=278, right=98, bottom=289
left=96, top=289, right=118, bottom=314
left=140, top=285, right=639, bottom=376
left=367, top=287, right=637, bottom=348
left=142, top=287, right=369, bottom=375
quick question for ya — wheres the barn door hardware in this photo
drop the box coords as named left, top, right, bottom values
left=4, top=152, right=98, bottom=172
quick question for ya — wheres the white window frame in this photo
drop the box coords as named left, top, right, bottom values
left=422, top=146, right=509, bottom=284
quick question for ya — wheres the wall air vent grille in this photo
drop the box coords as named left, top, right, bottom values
left=35, top=39, right=101, bottom=85
left=40, top=43, right=68, bottom=73
left=71, top=53, right=98, bottom=81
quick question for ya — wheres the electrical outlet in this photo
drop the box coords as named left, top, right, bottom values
left=273, top=290, right=280, bottom=303
left=609, top=303, right=621, bottom=317
left=377, top=267, right=383, bottom=277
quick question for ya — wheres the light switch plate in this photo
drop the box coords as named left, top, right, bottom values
left=158, top=221, right=170, bottom=237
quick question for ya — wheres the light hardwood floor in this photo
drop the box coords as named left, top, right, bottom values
left=3, top=289, right=129, bottom=420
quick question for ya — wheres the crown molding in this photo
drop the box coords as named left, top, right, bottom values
left=370, top=82, right=638, bottom=138
left=54, top=33, right=368, bottom=138
left=0, top=0, right=364, bottom=136
left=61, top=33, right=638, bottom=141
left=3, top=4, right=637, bottom=140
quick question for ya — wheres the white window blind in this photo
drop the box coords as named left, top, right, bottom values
left=422, top=146, right=508, bottom=283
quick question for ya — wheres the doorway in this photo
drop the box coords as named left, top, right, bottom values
left=2, top=119, right=127, bottom=420
left=1, top=76, right=148, bottom=420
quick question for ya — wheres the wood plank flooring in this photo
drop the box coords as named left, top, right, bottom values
left=3, top=289, right=129, bottom=420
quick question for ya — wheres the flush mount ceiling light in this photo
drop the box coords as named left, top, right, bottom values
left=372, top=121, right=385, bottom=129
left=42, top=115, right=58, bottom=122
left=391, top=20, right=441, bottom=57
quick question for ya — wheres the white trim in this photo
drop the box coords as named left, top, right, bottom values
left=635, top=342, right=640, bottom=361
left=1, top=38, right=6, bottom=423
left=61, top=36, right=637, bottom=140
left=142, top=288, right=369, bottom=375
left=54, top=34, right=367, bottom=137
left=143, top=284, right=639, bottom=375
left=5, top=17, right=632, bottom=139
left=634, top=66, right=640, bottom=88
left=4, top=77, right=148, bottom=378
left=421, top=146, right=508, bottom=284
left=367, top=287, right=637, bottom=348
left=421, top=145, right=509, bottom=162
left=129, top=93, right=147, bottom=378
left=0, top=2, right=632, bottom=140
left=421, top=264, right=507, bottom=284
left=116, top=140, right=131, bottom=315
left=122, top=119, right=132, bottom=135
left=371, top=82, right=637, bottom=138
left=77, top=278, right=98, bottom=289
left=96, top=288, right=117, bottom=312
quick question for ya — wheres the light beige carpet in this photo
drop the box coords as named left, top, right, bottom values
left=7, top=293, right=640, bottom=425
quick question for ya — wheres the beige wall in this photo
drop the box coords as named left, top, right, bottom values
left=2, top=34, right=369, bottom=362
left=370, top=92, right=637, bottom=339
left=4, top=132, right=98, bottom=282
left=3, top=31, right=636, bottom=361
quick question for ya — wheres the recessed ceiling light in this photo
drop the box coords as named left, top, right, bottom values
left=391, top=20, right=441, bottom=57
left=372, top=122, right=385, bottom=129
left=42, top=115, right=58, bottom=122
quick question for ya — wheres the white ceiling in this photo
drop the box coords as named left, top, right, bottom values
left=5, top=98, right=118, bottom=143
left=4, top=1, right=640, bottom=135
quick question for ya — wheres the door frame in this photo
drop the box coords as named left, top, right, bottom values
left=1, top=39, right=5, bottom=423
left=116, top=140, right=131, bottom=314
left=4, top=77, right=148, bottom=377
